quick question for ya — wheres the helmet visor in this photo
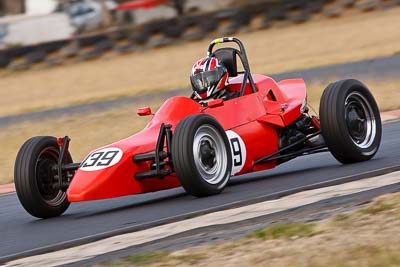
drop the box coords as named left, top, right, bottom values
left=191, top=68, right=225, bottom=94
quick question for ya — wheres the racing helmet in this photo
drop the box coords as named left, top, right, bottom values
left=190, top=56, right=229, bottom=100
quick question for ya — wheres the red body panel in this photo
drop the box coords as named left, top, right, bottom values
left=67, top=75, right=307, bottom=202
left=117, top=0, right=169, bottom=10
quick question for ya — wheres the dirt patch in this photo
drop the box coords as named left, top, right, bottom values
left=0, top=8, right=400, bottom=116
left=99, top=192, right=400, bottom=267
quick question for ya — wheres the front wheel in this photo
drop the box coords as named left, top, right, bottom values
left=319, top=79, right=382, bottom=164
left=172, top=114, right=232, bottom=197
left=14, top=136, right=73, bottom=218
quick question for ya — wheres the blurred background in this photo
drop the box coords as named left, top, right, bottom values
left=0, top=0, right=399, bottom=186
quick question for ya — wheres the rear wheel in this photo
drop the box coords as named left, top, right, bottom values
left=319, top=79, right=382, bottom=164
left=14, top=136, right=73, bottom=218
left=172, top=114, right=232, bottom=197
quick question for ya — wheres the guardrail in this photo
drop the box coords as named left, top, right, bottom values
left=0, top=0, right=398, bottom=71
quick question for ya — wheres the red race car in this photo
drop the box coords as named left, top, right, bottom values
left=14, top=37, right=382, bottom=218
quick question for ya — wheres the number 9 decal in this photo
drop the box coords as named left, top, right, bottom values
left=226, top=130, right=246, bottom=175
left=80, top=147, right=123, bottom=171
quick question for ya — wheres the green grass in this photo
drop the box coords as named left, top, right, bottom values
left=102, top=251, right=206, bottom=266
left=330, top=214, right=352, bottom=227
left=332, top=214, right=351, bottom=222
left=173, top=253, right=206, bottom=264
left=315, top=245, right=400, bottom=267
left=358, top=202, right=396, bottom=215
left=249, top=223, right=316, bottom=240
left=105, top=251, right=169, bottom=266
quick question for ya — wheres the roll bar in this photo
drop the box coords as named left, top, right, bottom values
left=207, top=37, right=257, bottom=96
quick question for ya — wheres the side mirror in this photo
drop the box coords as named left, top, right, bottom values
left=137, top=107, right=153, bottom=116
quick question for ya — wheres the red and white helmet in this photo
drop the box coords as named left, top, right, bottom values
left=190, top=56, right=229, bottom=100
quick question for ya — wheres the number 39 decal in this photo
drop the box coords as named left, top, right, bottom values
left=226, top=130, right=247, bottom=175
left=80, top=147, right=123, bottom=171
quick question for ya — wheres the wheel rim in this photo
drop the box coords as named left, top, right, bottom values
left=35, top=147, right=67, bottom=206
left=193, top=125, right=228, bottom=185
left=344, top=91, right=376, bottom=149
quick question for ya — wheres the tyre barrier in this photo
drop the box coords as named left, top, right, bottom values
left=324, top=6, right=344, bottom=17
left=40, top=40, right=69, bottom=53
left=140, top=22, right=173, bottom=47
left=307, top=0, right=325, bottom=13
left=180, top=16, right=208, bottom=41
left=114, top=42, right=136, bottom=53
left=25, top=50, right=47, bottom=64
left=341, top=0, right=357, bottom=8
left=61, top=43, right=80, bottom=58
left=215, top=9, right=242, bottom=35
left=0, top=53, right=10, bottom=68
left=46, top=56, right=64, bottom=67
left=381, top=0, right=400, bottom=8
left=245, top=3, right=274, bottom=30
left=356, top=0, right=380, bottom=11
left=196, top=14, right=219, bottom=34
left=76, top=34, right=109, bottom=47
left=285, top=1, right=312, bottom=24
left=0, top=0, right=397, bottom=70
left=77, top=39, right=115, bottom=61
left=163, top=19, right=184, bottom=39
left=112, top=29, right=137, bottom=53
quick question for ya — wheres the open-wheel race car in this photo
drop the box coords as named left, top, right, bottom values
left=14, top=37, right=382, bottom=218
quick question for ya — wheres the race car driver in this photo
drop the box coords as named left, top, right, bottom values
left=190, top=56, right=238, bottom=105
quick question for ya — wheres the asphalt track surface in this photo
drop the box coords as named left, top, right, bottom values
left=0, top=121, right=399, bottom=262
left=77, top=183, right=400, bottom=267
left=0, top=54, right=399, bottom=128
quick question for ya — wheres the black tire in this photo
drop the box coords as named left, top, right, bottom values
left=215, top=9, right=240, bottom=35
left=78, top=48, right=104, bottom=61
left=285, top=1, right=311, bottom=23
left=268, top=4, right=287, bottom=21
left=181, top=17, right=208, bottom=41
left=323, top=7, right=343, bottom=18
left=114, top=43, right=136, bottom=53
left=8, top=61, right=32, bottom=71
left=307, top=0, right=324, bottom=14
left=14, top=136, right=73, bottom=218
left=172, top=114, right=232, bottom=197
left=95, top=39, right=115, bottom=52
left=25, top=50, right=47, bottom=64
left=342, top=0, right=356, bottom=8
left=258, top=11, right=273, bottom=29
left=198, top=14, right=218, bottom=33
left=77, top=34, right=107, bottom=47
left=319, top=79, right=382, bottom=164
left=163, top=20, right=184, bottom=38
left=287, top=9, right=311, bottom=24
left=356, top=0, right=379, bottom=12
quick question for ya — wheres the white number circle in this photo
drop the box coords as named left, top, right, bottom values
left=80, top=147, right=123, bottom=171
left=226, top=130, right=246, bottom=175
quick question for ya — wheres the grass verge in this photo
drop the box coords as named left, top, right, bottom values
left=98, top=192, right=400, bottom=267
left=249, top=223, right=316, bottom=240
